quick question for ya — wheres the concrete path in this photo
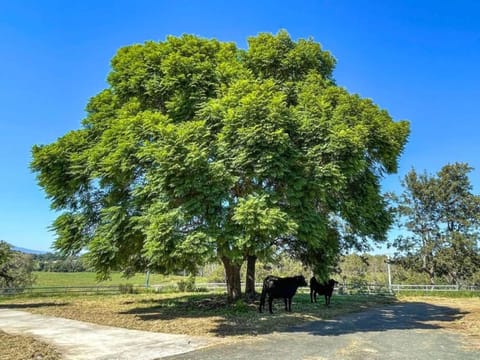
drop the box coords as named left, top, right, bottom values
left=0, top=309, right=215, bottom=360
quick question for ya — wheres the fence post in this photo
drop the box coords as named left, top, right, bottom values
left=386, top=256, right=392, bottom=294
left=145, top=270, right=150, bottom=288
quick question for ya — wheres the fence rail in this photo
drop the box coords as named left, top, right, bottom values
left=0, top=285, right=135, bottom=296
left=2, top=282, right=479, bottom=297
left=390, top=284, right=480, bottom=292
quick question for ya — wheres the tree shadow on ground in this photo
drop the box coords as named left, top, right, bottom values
left=0, top=302, right=68, bottom=309
left=287, top=301, right=468, bottom=337
left=120, top=294, right=269, bottom=336
left=119, top=294, right=232, bottom=320
left=122, top=293, right=293, bottom=337
left=123, top=294, right=468, bottom=337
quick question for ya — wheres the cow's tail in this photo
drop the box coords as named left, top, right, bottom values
left=259, top=283, right=267, bottom=312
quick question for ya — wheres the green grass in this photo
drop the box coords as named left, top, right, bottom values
left=32, top=272, right=206, bottom=287
left=395, top=290, right=480, bottom=298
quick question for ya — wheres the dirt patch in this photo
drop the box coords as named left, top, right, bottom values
left=400, top=296, right=480, bottom=350
left=0, top=330, right=62, bottom=360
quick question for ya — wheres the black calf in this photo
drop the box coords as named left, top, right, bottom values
left=259, top=275, right=307, bottom=314
left=310, top=277, right=337, bottom=306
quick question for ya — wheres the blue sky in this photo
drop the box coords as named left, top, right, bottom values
left=1, top=1, right=479, bottom=252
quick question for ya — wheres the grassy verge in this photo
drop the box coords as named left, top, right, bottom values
left=32, top=271, right=202, bottom=287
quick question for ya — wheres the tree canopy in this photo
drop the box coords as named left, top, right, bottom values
left=31, top=30, right=409, bottom=300
left=391, top=163, right=480, bottom=285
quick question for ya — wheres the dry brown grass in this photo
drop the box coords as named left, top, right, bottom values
left=399, top=296, right=480, bottom=351
left=0, top=330, right=61, bottom=360
left=0, top=292, right=393, bottom=338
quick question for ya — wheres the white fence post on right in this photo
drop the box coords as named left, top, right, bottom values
left=387, top=256, right=392, bottom=294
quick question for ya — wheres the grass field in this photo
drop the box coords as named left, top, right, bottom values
left=32, top=271, right=198, bottom=287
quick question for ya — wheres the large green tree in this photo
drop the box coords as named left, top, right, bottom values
left=31, top=31, right=409, bottom=301
left=391, top=163, right=480, bottom=285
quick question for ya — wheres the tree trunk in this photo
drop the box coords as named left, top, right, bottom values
left=222, top=256, right=242, bottom=302
left=427, top=265, right=435, bottom=285
left=245, top=255, right=257, bottom=302
left=422, top=254, right=435, bottom=285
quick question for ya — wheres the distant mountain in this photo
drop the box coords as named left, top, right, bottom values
left=10, top=245, right=48, bottom=255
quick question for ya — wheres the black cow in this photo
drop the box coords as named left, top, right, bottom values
left=310, top=277, right=338, bottom=306
left=259, top=275, right=307, bottom=314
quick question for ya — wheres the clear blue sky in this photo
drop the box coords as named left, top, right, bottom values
left=1, top=1, right=479, bottom=252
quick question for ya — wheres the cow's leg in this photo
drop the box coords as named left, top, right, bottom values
left=288, top=297, right=292, bottom=312
left=268, top=296, right=274, bottom=314
left=284, top=297, right=288, bottom=311
left=259, top=288, right=267, bottom=312
left=310, top=289, right=314, bottom=303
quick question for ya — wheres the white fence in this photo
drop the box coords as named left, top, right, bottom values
left=0, top=285, right=133, bottom=296
left=390, top=284, right=480, bottom=292
left=2, top=282, right=479, bottom=297
left=151, top=282, right=265, bottom=292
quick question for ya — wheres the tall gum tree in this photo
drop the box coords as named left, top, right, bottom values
left=31, top=31, right=409, bottom=301
left=391, top=163, right=480, bottom=285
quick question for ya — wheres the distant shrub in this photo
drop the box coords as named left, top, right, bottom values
left=177, top=276, right=196, bottom=292
left=118, top=283, right=137, bottom=294
left=156, top=284, right=178, bottom=293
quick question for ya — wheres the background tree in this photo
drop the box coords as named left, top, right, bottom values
left=0, top=241, right=36, bottom=289
left=390, top=163, right=480, bottom=285
left=33, top=253, right=88, bottom=272
left=338, top=254, right=391, bottom=286
left=31, top=31, right=409, bottom=301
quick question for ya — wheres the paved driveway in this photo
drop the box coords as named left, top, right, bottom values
left=165, top=302, right=479, bottom=360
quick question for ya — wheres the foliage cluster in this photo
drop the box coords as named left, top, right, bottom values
left=203, top=254, right=306, bottom=283
left=0, top=241, right=36, bottom=289
left=32, top=253, right=90, bottom=272
left=202, top=253, right=480, bottom=286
